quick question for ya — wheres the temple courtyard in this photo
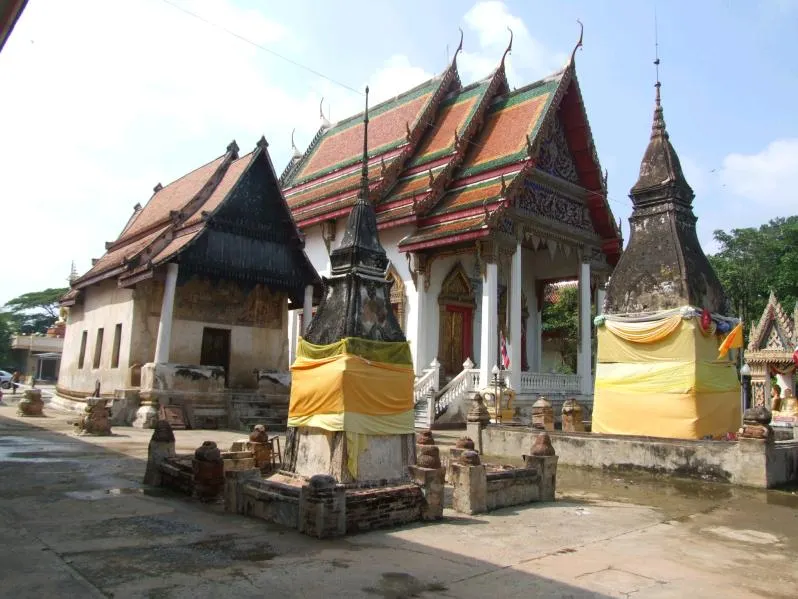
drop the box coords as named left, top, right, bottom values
left=0, top=404, right=795, bottom=598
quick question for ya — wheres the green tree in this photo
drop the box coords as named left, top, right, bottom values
left=0, top=312, right=13, bottom=367
left=2, top=287, right=68, bottom=335
left=708, top=216, right=798, bottom=328
left=542, top=285, right=578, bottom=373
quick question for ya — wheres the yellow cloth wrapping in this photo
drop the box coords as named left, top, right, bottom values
left=593, top=319, right=741, bottom=439
left=288, top=337, right=414, bottom=436
left=603, top=314, right=683, bottom=344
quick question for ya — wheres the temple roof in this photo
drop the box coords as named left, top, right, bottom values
left=746, top=291, right=797, bottom=357
left=64, top=138, right=319, bottom=307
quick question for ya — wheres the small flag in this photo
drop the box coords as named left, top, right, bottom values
left=500, top=332, right=510, bottom=369
left=718, top=322, right=744, bottom=359
left=792, top=345, right=798, bottom=367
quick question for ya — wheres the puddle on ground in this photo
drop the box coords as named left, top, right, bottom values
left=65, top=487, right=146, bottom=500
left=479, top=454, right=798, bottom=521
left=0, top=435, right=96, bottom=463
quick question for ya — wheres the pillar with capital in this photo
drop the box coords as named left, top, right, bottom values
left=408, top=253, right=429, bottom=375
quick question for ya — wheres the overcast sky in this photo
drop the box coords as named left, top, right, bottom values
left=1, top=0, right=796, bottom=305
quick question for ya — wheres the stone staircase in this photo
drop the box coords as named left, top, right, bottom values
left=413, top=359, right=480, bottom=428
left=229, top=393, right=289, bottom=432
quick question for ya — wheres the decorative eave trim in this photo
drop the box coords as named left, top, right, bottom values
left=399, top=228, right=489, bottom=253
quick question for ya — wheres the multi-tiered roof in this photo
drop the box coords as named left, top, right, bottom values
left=281, top=32, right=622, bottom=263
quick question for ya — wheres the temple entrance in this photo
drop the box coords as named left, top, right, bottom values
left=438, top=263, right=476, bottom=378
left=200, top=327, right=231, bottom=386
left=440, top=306, right=473, bottom=377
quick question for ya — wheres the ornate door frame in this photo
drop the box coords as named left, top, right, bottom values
left=438, top=262, right=476, bottom=375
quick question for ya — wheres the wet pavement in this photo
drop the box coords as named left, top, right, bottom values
left=1, top=402, right=798, bottom=598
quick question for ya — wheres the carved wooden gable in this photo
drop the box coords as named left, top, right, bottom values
left=438, top=262, right=475, bottom=307
left=536, top=116, right=579, bottom=185
left=747, top=293, right=796, bottom=353
left=386, top=263, right=407, bottom=331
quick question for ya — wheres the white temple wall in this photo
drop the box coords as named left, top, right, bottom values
left=58, top=279, right=136, bottom=395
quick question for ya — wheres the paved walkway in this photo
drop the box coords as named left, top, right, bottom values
left=1, top=400, right=797, bottom=598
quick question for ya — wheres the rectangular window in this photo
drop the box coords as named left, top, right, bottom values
left=78, top=331, right=88, bottom=369
left=93, top=328, right=104, bottom=369
left=111, top=324, right=122, bottom=368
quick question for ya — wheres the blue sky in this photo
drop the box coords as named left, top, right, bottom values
left=1, top=0, right=796, bottom=305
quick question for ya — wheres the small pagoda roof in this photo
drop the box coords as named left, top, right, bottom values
left=746, top=291, right=797, bottom=361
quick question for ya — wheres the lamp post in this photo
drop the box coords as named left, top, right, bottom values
left=491, top=365, right=502, bottom=424
left=740, top=362, right=752, bottom=415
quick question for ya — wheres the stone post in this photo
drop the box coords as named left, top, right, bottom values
left=17, top=388, right=43, bottom=417
left=143, top=420, right=176, bottom=486
left=466, top=392, right=490, bottom=455
left=298, top=474, right=346, bottom=538
left=479, top=261, right=499, bottom=387
left=509, top=241, right=522, bottom=392
left=531, top=397, right=554, bottom=431
left=193, top=441, right=225, bottom=502
left=577, top=260, right=592, bottom=395
left=154, top=262, right=179, bottom=364
left=450, top=451, right=487, bottom=514
left=408, top=465, right=445, bottom=520
left=303, top=284, right=313, bottom=333
left=561, top=398, right=585, bottom=432
left=523, top=433, right=558, bottom=502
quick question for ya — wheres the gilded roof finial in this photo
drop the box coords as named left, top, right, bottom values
left=569, top=19, right=584, bottom=65
left=500, top=27, right=513, bottom=69
left=358, top=86, right=370, bottom=202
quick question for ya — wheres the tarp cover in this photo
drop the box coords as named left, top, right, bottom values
left=288, top=337, right=414, bottom=435
left=592, top=317, right=741, bottom=439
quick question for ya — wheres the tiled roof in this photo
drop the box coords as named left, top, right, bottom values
left=288, top=77, right=442, bottom=185
left=118, top=155, right=226, bottom=243
left=457, top=77, right=559, bottom=178
left=428, top=169, right=523, bottom=217
left=68, top=140, right=319, bottom=299
left=282, top=46, right=620, bottom=262
left=398, top=214, right=488, bottom=250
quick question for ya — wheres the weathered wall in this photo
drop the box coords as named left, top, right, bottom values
left=475, top=425, right=798, bottom=489
left=133, top=276, right=288, bottom=389
left=58, top=279, right=135, bottom=395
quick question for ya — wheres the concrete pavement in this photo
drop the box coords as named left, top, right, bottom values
left=1, top=401, right=797, bottom=598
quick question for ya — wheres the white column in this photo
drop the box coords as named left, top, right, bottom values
left=479, top=262, right=498, bottom=387
left=527, top=279, right=542, bottom=373
left=302, top=285, right=313, bottom=333
left=577, top=261, right=592, bottom=394
left=154, top=262, right=179, bottom=364
left=509, top=242, right=522, bottom=391
left=288, top=312, right=298, bottom=365
left=412, top=272, right=427, bottom=374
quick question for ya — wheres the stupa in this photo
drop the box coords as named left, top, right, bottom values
left=283, top=87, right=416, bottom=481
left=592, top=60, right=741, bottom=439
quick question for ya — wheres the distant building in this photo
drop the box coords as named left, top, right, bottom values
left=58, top=138, right=318, bottom=404
left=10, top=322, right=64, bottom=382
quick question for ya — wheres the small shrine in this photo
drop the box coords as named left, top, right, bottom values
left=592, top=64, right=741, bottom=439
left=745, top=292, right=798, bottom=424
left=283, top=87, right=416, bottom=482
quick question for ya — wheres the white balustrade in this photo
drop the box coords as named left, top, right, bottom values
left=414, top=359, right=442, bottom=405
left=520, top=371, right=581, bottom=393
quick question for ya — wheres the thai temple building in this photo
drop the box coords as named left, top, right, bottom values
left=592, top=70, right=741, bottom=439
left=282, top=31, right=622, bottom=425
left=57, top=138, right=319, bottom=426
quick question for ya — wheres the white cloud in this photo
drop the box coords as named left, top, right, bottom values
left=719, top=139, right=798, bottom=210
left=458, top=1, right=567, bottom=84
left=0, top=0, right=433, bottom=305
